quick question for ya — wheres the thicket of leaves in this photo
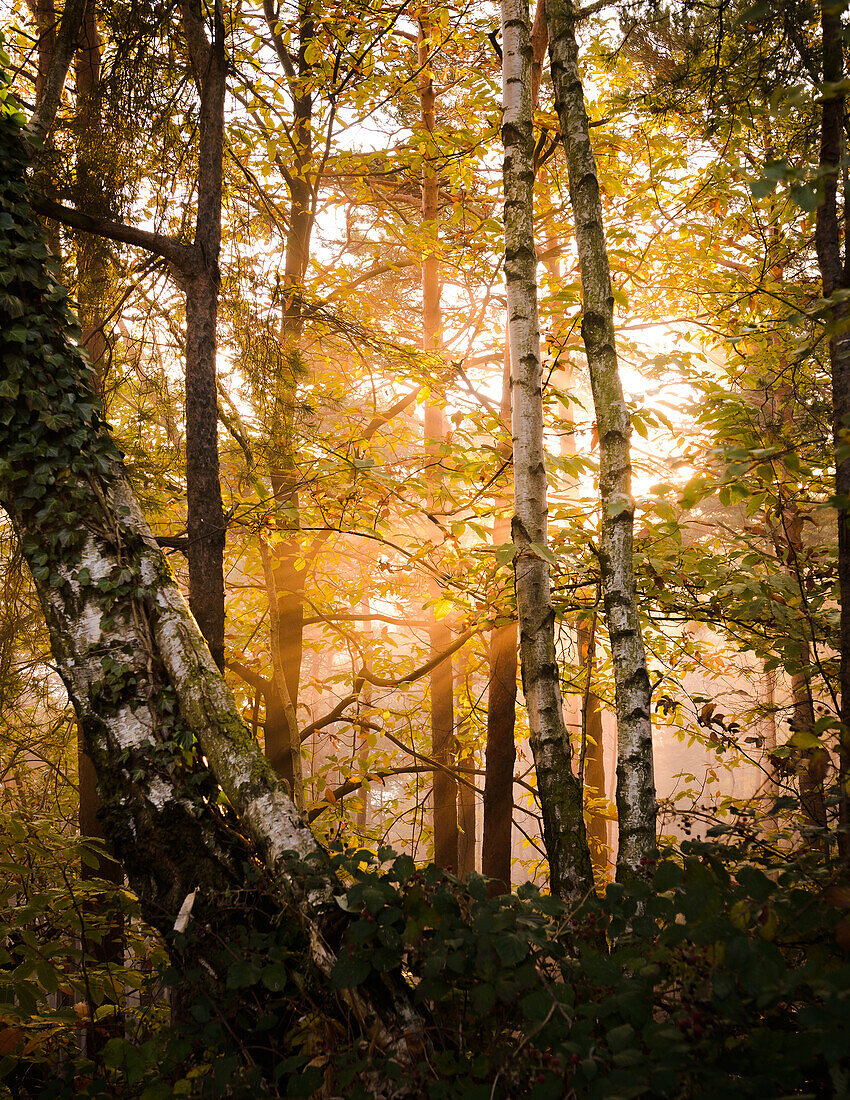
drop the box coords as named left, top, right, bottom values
left=3, top=799, right=850, bottom=1099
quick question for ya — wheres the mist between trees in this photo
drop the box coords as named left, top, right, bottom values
left=1, top=0, right=850, bottom=1096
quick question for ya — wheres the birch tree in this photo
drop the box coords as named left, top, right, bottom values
left=0, top=100, right=424, bottom=1090
left=546, top=0, right=657, bottom=881
left=502, top=0, right=594, bottom=902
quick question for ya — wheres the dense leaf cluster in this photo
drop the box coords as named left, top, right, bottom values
left=4, top=823, right=850, bottom=1098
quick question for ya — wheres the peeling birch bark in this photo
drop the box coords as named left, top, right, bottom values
left=0, top=111, right=424, bottom=1086
left=546, top=0, right=657, bottom=881
left=502, top=0, right=594, bottom=903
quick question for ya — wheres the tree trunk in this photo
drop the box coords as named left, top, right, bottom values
left=31, top=1, right=229, bottom=673
left=181, top=0, right=226, bottom=672
left=73, top=2, right=124, bottom=985
left=419, top=8, right=458, bottom=873
left=73, top=0, right=109, bottom=393
left=26, top=0, right=60, bottom=255
left=260, top=0, right=316, bottom=796
left=0, top=113, right=424, bottom=1086
left=456, top=648, right=477, bottom=876
left=502, top=0, right=593, bottom=903
left=577, top=621, right=608, bottom=882
left=482, top=340, right=518, bottom=896
left=546, top=0, right=657, bottom=883
left=538, top=151, right=610, bottom=887
left=814, top=0, right=850, bottom=857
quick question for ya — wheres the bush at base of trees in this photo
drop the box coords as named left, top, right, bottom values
left=3, top=802, right=850, bottom=1099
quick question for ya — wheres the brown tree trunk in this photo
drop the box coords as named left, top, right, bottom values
left=26, top=0, right=60, bottom=255
left=482, top=341, right=517, bottom=895
left=577, top=621, right=607, bottom=881
left=419, top=8, right=458, bottom=873
left=73, top=1, right=109, bottom=392
left=260, top=0, right=316, bottom=795
left=814, top=0, right=850, bottom=857
left=181, top=0, right=226, bottom=672
left=456, top=649, right=477, bottom=876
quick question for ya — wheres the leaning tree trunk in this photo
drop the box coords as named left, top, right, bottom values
left=502, top=0, right=594, bottom=903
left=0, top=103, right=423, bottom=1091
left=73, top=1, right=124, bottom=978
left=546, top=0, right=657, bottom=883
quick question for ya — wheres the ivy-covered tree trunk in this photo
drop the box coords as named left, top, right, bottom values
left=546, top=0, right=657, bottom=883
left=502, top=0, right=594, bottom=903
left=0, top=103, right=423, bottom=1091
left=72, top=2, right=125, bottom=978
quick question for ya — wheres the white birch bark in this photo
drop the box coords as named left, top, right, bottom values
left=545, top=0, right=657, bottom=880
left=0, top=112, right=424, bottom=1078
left=502, top=0, right=593, bottom=903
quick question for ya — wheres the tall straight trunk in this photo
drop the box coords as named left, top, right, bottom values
left=32, top=2, right=229, bottom=673
left=419, top=9, right=458, bottom=873
left=483, top=340, right=518, bottom=895
left=182, top=0, right=226, bottom=672
left=502, top=0, right=593, bottom=903
left=456, top=648, right=476, bottom=875
left=539, top=154, right=610, bottom=884
left=0, top=117, right=425, bottom=1083
left=26, top=0, right=60, bottom=255
left=546, top=0, right=656, bottom=882
left=814, top=0, right=850, bottom=857
left=577, top=621, right=607, bottom=880
left=260, top=0, right=316, bottom=798
left=74, top=1, right=109, bottom=392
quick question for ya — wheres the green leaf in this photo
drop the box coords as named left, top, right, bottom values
left=262, top=963, right=289, bottom=992
left=330, top=951, right=371, bottom=988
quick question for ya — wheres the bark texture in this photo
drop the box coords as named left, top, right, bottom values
left=181, top=0, right=226, bottom=671
left=31, top=0, right=228, bottom=672
left=814, top=0, right=850, bottom=856
left=502, top=0, right=593, bottom=903
left=546, top=0, right=656, bottom=882
left=0, top=110, right=424, bottom=1088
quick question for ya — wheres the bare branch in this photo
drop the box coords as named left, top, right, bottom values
left=31, top=197, right=193, bottom=269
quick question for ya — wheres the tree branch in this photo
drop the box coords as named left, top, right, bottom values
left=31, top=197, right=193, bottom=269
left=227, top=658, right=271, bottom=694
left=361, top=626, right=481, bottom=687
